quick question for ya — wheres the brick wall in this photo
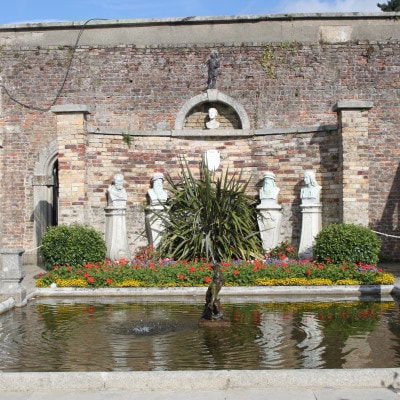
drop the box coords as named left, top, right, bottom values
left=0, top=39, right=399, bottom=259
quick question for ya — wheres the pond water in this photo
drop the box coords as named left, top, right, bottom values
left=1, top=300, right=400, bottom=371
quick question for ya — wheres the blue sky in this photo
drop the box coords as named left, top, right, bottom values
left=1, top=0, right=381, bottom=25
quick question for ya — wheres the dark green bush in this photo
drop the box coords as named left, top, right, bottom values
left=313, top=223, right=381, bottom=264
left=159, top=162, right=263, bottom=261
left=41, top=224, right=106, bottom=269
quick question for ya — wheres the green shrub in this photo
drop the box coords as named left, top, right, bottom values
left=41, top=224, right=106, bottom=269
left=158, top=162, right=263, bottom=261
left=313, top=224, right=381, bottom=264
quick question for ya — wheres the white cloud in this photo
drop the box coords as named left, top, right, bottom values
left=280, top=0, right=380, bottom=13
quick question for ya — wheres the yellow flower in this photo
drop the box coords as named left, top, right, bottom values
left=35, top=279, right=49, bottom=288
left=335, top=279, right=361, bottom=285
left=55, top=278, right=88, bottom=287
left=114, top=280, right=143, bottom=287
left=374, top=273, right=395, bottom=285
left=255, top=278, right=333, bottom=286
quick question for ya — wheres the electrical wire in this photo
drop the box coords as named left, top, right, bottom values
left=0, top=18, right=108, bottom=112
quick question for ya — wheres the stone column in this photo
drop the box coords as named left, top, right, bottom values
left=105, top=174, right=130, bottom=260
left=0, top=248, right=26, bottom=306
left=145, top=205, right=167, bottom=248
left=298, top=170, right=322, bottom=258
left=105, top=207, right=130, bottom=260
left=299, top=203, right=322, bottom=258
left=257, top=171, right=282, bottom=253
left=51, top=104, right=90, bottom=225
left=337, top=100, right=373, bottom=226
left=257, top=204, right=282, bottom=253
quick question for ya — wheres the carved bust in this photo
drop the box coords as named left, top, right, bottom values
left=107, top=173, right=127, bottom=208
left=148, top=173, right=168, bottom=205
left=259, top=171, right=280, bottom=202
left=300, top=170, right=321, bottom=203
left=206, top=107, right=220, bottom=130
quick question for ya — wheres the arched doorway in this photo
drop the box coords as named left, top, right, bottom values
left=32, top=140, right=58, bottom=264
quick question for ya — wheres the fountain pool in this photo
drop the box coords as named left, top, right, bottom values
left=1, top=300, right=399, bottom=372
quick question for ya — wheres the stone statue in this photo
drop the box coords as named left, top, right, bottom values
left=257, top=171, right=282, bottom=252
left=105, top=173, right=129, bottom=260
left=206, top=107, right=220, bottom=130
left=299, top=170, right=322, bottom=258
left=259, top=171, right=280, bottom=202
left=204, top=149, right=221, bottom=172
left=107, top=173, right=127, bottom=208
left=207, top=51, right=220, bottom=89
left=300, top=170, right=321, bottom=203
left=147, top=172, right=168, bottom=205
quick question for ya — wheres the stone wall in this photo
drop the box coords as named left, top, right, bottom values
left=0, top=14, right=399, bottom=260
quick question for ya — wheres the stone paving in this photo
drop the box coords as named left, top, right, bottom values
left=0, top=388, right=399, bottom=400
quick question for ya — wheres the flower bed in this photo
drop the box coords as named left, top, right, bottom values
left=35, top=258, right=395, bottom=288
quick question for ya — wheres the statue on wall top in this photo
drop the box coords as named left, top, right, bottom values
left=148, top=172, right=168, bottom=205
left=259, top=171, right=280, bottom=202
left=207, top=51, right=220, bottom=89
left=107, top=173, right=127, bottom=208
left=300, top=170, right=321, bottom=203
left=206, top=107, right=220, bottom=130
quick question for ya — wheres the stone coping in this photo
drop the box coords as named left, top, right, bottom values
left=336, top=100, right=374, bottom=110
left=32, top=284, right=396, bottom=304
left=0, top=297, right=16, bottom=314
left=51, top=104, right=91, bottom=114
left=0, top=285, right=396, bottom=315
left=0, top=369, right=399, bottom=391
left=87, top=124, right=338, bottom=138
left=1, top=13, right=400, bottom=31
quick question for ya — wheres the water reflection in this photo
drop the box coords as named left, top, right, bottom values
left=0, top=301, right=399, bottom=371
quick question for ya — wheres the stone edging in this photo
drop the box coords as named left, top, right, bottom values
left=1, top=13, right=400, bottom=31
left=1, top=284, right=397, bottom=314
left=0, top=369, right=399, bottom=392
left=0, top=297, right=15, bottom=314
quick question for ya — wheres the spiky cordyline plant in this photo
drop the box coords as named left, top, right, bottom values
left=158, top=161, right=262, bottom=262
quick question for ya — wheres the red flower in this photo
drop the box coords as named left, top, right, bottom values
left=118, top=257, right=129, bottom=266
left=281, top=263, right=288, bottom=267
left=106, top=278, right=113, bottom=285
left=87, top=306, right=94, bottom=313
left=178, top=274, right=185, bottom=280
left=305, top=269, right=312, bottom=277
left=233, top=270, right=239, bottom=276
left=204, top=276, right=212, bottom=284
left=188, top=266, right=196, bottom=273
left=83, top=272, right=90, bottom=279
left=87, top=276, right=95, bottom=283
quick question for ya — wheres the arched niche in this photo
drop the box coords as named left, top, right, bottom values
left=32, top=139, right=58, bottom=262
left=174, top=89, right=250, bottom=131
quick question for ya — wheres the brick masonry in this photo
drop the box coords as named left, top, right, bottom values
left=0, top=19, right=399, bottom=260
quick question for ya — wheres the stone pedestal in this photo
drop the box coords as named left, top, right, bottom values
left=257, top=202, right=282, bottom=253
left=105, top=207, right=130, bottom=260
left=0, top=248, right=26, bottom=306
left=145, top=205, right=167, bottom=248
left=298, top=203, right=322, bottom=258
